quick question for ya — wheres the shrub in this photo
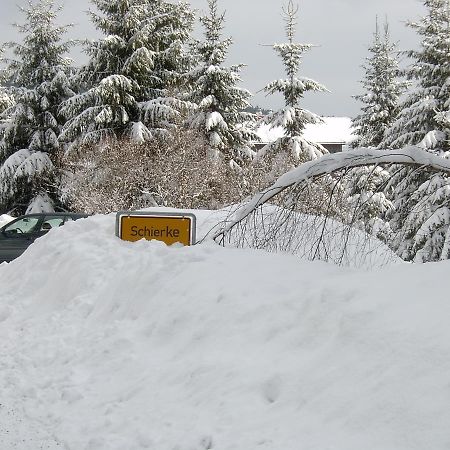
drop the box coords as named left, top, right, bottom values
left=59, top=128, right=250, bottom=214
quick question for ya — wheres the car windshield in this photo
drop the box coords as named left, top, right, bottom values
left=4, top=217, right=40, bottom=234
left=40, top=216, right=65, bottom=230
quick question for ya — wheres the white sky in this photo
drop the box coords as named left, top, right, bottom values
left=0, top=0, right=426, bottom=116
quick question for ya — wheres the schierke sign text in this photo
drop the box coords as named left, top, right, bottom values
left=115, top=211, right=196, bottom=246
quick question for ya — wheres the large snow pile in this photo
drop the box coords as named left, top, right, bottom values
left=218, top=204, right=400, bottom=269
left=0, top=210, right=449, bottom=449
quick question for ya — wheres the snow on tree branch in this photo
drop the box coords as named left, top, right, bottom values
left=213, top=146, right=450, bottom=241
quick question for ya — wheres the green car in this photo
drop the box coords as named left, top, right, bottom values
left=0, top=212, right=88, bottom=263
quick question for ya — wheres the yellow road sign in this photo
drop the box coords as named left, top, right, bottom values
left=116, top=212, right=196, bottom=246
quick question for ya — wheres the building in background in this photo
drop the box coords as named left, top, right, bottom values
left=255, top=117, right=355, bottom=153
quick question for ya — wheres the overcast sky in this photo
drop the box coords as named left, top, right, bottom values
left=0, top=0, right=426, bottom=117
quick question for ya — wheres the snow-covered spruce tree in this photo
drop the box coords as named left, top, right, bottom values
left=0, top=89, right=14, bottom=120
left=186, top=0, right=257, bottom=166
left=343, top=19, right=405, bottom=238
left=0, top=48, right=15, bottom=129
left=60, top=0, right=194, bottom=147
left=0, top=46, right=15, bottom=120
left=380, top=0, right=450, bottom=262
left=343, top=164, right=393, bottom=240
left=381, top=0, right=449, bottom=151
left=352, top=19, right=406, bottom=148
left=256, top=0, right=328, bottom=171
left=0, top=0, right=74, bottom=214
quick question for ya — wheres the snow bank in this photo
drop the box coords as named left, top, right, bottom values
left=218, top=203, right=400, bottom=269
left=0, top=210, right=449, bottom=449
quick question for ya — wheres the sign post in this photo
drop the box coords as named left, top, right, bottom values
left=116, top=211, right=196, bottom=246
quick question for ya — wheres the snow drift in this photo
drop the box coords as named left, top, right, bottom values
left=0, top=210, right=449, bottom=449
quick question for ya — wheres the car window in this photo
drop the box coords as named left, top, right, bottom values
left=40, top=216, right=65, bottom=230
left=4, top=217, right=40, bottom=234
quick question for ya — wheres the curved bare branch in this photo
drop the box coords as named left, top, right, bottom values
left=213, top=146, right=450, bottom=241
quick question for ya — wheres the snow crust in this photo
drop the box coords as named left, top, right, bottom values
left=0, top=209, right=449, bottom=449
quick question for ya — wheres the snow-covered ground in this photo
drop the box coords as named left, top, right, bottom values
left=0, top=209, right=449, bottom=449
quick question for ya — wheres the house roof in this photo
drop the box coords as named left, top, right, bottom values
left=255, top=116, right=356, bottom=145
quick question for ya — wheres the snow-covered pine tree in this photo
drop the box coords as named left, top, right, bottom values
left=342, top=19, right=405, bottom=238
left=343, top=164, right=393, bottom=240
left=185, top=0, right=257, bottom=166
left=0, top=0, right=74, bottom=214
left=0, top=90, right=14, bottom=119
left=381, top=0, right=449, bottom=151
left=0, top=47, right=15, bottom=128
left=256, top=0, right=328, bottom=168
left=0, top=46, right=15, bottom=120
left=60, top=0, right=194, bottom=147
left=352, top=19, right=406, bottom=148
left=380, top=0, right=450, bottom=262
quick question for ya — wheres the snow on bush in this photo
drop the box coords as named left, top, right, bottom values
left=60, top=130, right=250, bottom=214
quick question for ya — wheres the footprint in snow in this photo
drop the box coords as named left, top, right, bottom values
left=262, top=375, right=283, bottom=404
